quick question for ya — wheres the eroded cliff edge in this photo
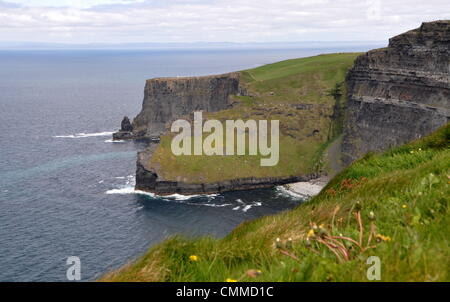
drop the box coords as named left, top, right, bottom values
left=342, top=20, right=450, bottom=165
left=113, top=73, right=241, bottom=140
left=115, top=72, right=275, bottom=195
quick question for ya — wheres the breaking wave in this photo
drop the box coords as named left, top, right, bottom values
left=105, top=186, right=156, bottom=197
left=104, top=139, right=125, bottom=143
left=232, top=201, right=262, bottom=212
left=275, top=185, right=306, bottom=199
left=53, top=131, right=114, bottom=139
left=105, top=176, right=263, bottom=211
left=105, top=175, right=219, bottom=202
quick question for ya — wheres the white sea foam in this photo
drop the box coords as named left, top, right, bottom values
left=106, top=186, right=223, bottom=203
left=195, top=203, right=232, bottom=208
left=241, top=205, right=252, bottom=212
left=54, top=131, right=114, bottom=139
left=275, top=185, right=306, bottom=199
left=164, top=193, right=201, bottom=200
left=105, top=186, right=156, bottom=197
left=104, top=139, right=125, bottom=143
left=241, top=202, right=262, bottom=212
left=105, top=182, right=261, bottom=211
left=164, top=193, right=220, bottom=201
left=105, top=186, right=135, bottom=195
left=106, top=175, right=219, bottom=202
left=232, top=201, right=262, bottom=212
left=106, top=174, right=266, bottom=213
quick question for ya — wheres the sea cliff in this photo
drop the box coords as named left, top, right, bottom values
left=113, top=73, right=241, bottom=140
left=125, top=53, right=356, bottom=194
left=113, top=21, right=450, bottom=195
left=341, top=20, right=450, bottom=164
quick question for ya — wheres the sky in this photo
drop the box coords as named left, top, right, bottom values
left=0, top=0, right=449, bottom=45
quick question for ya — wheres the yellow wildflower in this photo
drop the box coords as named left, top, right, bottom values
left=226, top=278, right=237, bottom=282
left=376, top=234, right=391, bottom=242
left=307, top=229, right=315, bottom=238
left=189, top=255, right=198, bottom=262
left=402, top=204, right=407, bottom=209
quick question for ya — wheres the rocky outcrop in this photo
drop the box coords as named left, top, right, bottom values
left=112, top=116, right=135, bottom=140
left=121, top=116, right=133, bottom=132
left=113, top=72, right=241, bottom=140
left=342, top=20, right=450, bottom=165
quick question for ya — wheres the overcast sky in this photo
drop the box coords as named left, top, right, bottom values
left=1, top=0, right=449, bottom=44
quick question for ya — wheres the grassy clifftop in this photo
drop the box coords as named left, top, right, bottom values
left=101, top=123, right=450, bottom=282
left=148, top=53, right=360, bottom=183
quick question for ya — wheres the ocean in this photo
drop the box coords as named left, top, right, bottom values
left=0, top=46, right=378, bottom=281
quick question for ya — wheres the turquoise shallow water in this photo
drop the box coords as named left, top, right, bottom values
left=0, top=46, right=378, bottom=281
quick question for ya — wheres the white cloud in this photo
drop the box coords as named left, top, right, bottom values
left=0, top=0, right=449, bottom=43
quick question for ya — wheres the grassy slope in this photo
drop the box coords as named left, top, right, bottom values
left=101, top=124, right=450, bottom=282
left=148, top=53, right=360, bottom=183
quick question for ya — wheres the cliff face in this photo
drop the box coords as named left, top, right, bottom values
left=113, top=72, right=241, bottom=140
left=114, top=72, right=252, bottom=194
left=342, top=20, right=450, bottom=165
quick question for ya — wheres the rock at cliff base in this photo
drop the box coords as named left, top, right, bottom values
left=120, top=116, right=133, bottom=132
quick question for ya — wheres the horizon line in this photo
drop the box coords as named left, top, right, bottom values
left=0, top=40, right=386, bottom=51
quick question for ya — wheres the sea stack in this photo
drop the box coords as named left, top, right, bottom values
left=112, top=116, right=134, bottom=140
left=120, top=116, right=133, bottom=132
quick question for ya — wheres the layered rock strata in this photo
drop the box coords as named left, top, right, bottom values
left=342, top=20, right=450, bottom=165
left=113, top=73, right=241, bottom=140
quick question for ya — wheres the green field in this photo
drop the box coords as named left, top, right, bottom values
left=101, top=123, right=450, bottom=282
left=148, top=53, right=360, bottom=183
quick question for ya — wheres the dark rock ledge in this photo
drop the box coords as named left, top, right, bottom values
left=136, top=164, right=321, bottom=196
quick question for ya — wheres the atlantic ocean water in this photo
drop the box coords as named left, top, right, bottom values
left=0, top=46, right=376, bottom=281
